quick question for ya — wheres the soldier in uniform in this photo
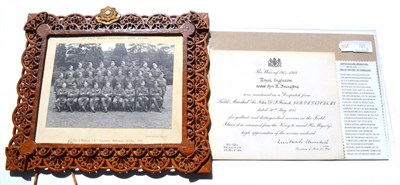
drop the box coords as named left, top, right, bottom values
left=107, top=61, right=119, bottom=75
left=149, top=81, right=163, bottom=112
left=65, top=71, right=76, bottom=88
left=114, top=70, right=125, bottom=87
left=135, top=71, right=145, bottom=88
left=118, top=61, right=129, bottom=75
left=104, top=70, right=115, bottom=88
left=66, top=65, right=74, bottom=77
left=124, top=82, right=136, bottom=112
left=113, top=83, right=125, bottom=111
left=151, top=63, right=162, bottom=78
left=139, top=62, right=150, bottom=78
left=96, top=62, right=107, bottom=75
left=145, top=72, right=155, bottom=88
left=101, top=81, right=113, bottom=112
left=75, top=72, right=85, bottom=88
left=157, top=72, right=167, bottom=95
left=130, top=60, right=139, bottom=76
left=85, top=71, right=95, bottom=87
left=136, top=81, right=149, bottom=112
left=89, top=82, right=101, bottom=113
left=94, top=70, right=104, bottom=89
left=85, top=62, right=96, bottom=76
left=54, top=72, right=65, bottom=98
left=75, top=62, right=85, bottom=77
left=124, top=71, right=136, bottom=88
left=78, top=81, right=90, bottom=112
left=55, top=82, right=68, bottom=112
left=156, top=72, right=167, bottom=109
left=66, top=82, right=79, bottom=112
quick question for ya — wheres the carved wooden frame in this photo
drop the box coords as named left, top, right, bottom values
left=6, top=7, right=211, bottom=174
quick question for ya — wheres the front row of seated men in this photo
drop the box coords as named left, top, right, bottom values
left=55, top=80, right=164, bottom=113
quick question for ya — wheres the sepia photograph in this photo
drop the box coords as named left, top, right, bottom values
left=47, top=41, right=174, bottom=128
left=35, top=36, right=183, bottom=144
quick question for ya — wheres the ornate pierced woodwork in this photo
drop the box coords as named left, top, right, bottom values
left=6, top=8, right=211, bottom=174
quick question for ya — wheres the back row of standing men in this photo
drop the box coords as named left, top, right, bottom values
left=55, top=60, right=166, bottom=89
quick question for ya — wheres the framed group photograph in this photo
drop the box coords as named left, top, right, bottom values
left=6, top=7, right=211, bottom=174
left=37, top=36, right=183, bottom=144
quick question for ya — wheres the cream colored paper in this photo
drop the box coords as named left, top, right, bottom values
left=36, top=36, right=183, bottom=144
left=336, top=61, right=388, bottom=159
left=209, top=51, right=344, bottom=159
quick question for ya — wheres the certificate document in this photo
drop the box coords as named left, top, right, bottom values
left=210, top=51, right=345, bottom=159
left=208, top=32, right=389, bottom=160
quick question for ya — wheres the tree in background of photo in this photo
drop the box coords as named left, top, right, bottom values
left=52, top=43, right=104, bottom=84
left=111, top=43, right=128, bottom=65
left=127, top=44, right=174, bottom=85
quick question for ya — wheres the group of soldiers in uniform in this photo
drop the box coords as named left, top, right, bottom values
left=53, top=60, right=167, bottom=113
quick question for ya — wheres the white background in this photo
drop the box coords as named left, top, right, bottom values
left=1, top=1, right=399, bottom=185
